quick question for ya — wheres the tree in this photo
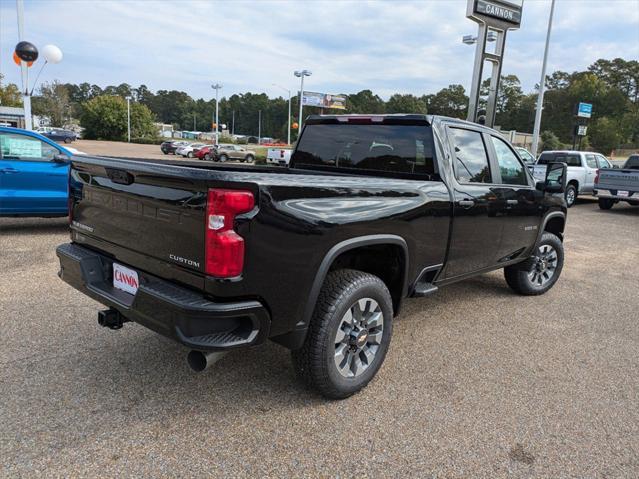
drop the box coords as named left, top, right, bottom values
left=588, top=117, right=620, bottom=154
left=32, top=80, right=72, bottom=127
left=539, top=130, right=561, bottom=152
left=0, top=74, right=22, bottom=107
left=426, top=84, right=468, bottom=118
left=385, top=94, right=427, bottom=114
left=347, top=90, right=385, bottom=113
left=81, top=95, right=156, bottom=140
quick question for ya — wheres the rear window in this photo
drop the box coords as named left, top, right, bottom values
left=624, top=155, right=639, bottom=170
left=292, top=124, right=436, bottom=178
left=538, top=153, right=581, bottom=167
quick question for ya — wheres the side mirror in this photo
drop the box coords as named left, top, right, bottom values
left=538, top=162, right=567, bottom=193
left=52, top=153, right=70, bottom=163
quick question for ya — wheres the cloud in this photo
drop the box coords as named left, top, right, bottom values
left=1, top=0, right=637, bottom=100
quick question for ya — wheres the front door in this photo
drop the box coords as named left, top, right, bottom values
left=0, top=131, right=67, bottom=215
left=486, top=134, right=541, bottom=261
left=441, top=126, right=504, bottom=279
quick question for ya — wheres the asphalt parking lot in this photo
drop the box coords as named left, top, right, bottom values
left=1, top=199, right=638, bottom=477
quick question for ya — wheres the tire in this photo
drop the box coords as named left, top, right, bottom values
left=187, top=152, right=193, bottom=158
left=291, top=269, right=393, bottom=399
left=245, top=155, right=255, bottom=163
left=204, top=153, right=211, bottom=161
left=64, top=137, right=72, bottom=144
left=219, top=154, right=228, bottom=162
left=598, top=198, right=615, bottom=210
left=565, top=184, right=577, bottom=208
left=504, top=232, right=564, bottom=296
left=161, top=149, right=168, bottom=155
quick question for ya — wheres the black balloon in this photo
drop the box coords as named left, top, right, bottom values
left=15, top=41, right=39, bottom=62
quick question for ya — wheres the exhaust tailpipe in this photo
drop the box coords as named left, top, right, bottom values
left=187, top=350, right=227, bottom=372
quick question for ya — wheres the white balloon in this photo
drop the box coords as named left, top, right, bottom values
left=42, top=44, right=63, bottom=64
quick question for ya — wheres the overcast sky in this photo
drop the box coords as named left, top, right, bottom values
left=1, top=0, right=638, bottom=101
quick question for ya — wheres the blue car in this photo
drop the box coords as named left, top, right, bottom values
left=0, top=126, right=72, bottom=217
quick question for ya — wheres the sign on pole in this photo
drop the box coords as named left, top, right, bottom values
left=577, top=102, right=593, bottom=118
left=301, top=91, right=347, bottom=110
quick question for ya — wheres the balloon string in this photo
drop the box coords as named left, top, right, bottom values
left=30, top=60, right=48, bottom=96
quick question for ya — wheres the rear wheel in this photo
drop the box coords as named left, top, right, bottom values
left=598, top=198, right=615, bottom=210
left=245, top=155, right=255, bottom=163
left=187, top=151, right=194, bottom=158
left=292, top=269, right=393, bottom=399
left=64, top=137, right=72, bottom=144
left=161, top=149, right=168, bottom=155
left=504, top=232, right=564, bottom=295
left=219, top=154, right=228, bottom=162
left=565, top=184, right=577, bottom=207
left=204, top=153, right=211, bottom=161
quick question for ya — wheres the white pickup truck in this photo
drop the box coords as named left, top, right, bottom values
left=532, top=151, right=613, bottom=207
left=594, top=154, right=639, bottom=210
left=266, top=147, right=292, bottom=166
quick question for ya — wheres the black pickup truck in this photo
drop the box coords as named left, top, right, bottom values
left=57, top=115, right=568, bottom=398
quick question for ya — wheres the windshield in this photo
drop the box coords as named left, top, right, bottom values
left=292, top=123, right=436, bottom=178
left=624, top=155, right=639, bottom=170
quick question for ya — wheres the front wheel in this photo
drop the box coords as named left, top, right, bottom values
left=504, top=232, right=564, bottom=295
left=187, top=152, right=193, bottom=158
left=292, top=269, right=393, bottom=399
left=245, top=155, right=255, bottom=163
left=204, top=153, right=211, bottom=161
left=598, top=198, right=615, bottom=210
left=565, top=184, right=577, bottom=208
left=219, top=154, right=228, bottom=162
left=64, top=137, right=72, bottom=144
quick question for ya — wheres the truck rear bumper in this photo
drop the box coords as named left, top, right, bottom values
left=594, top=189, right=638, bottom=201
left=56, top=243, right=270, bottom=351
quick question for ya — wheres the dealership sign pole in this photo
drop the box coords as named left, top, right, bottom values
left=531, top=0, right=556, bottom=157
left=465, top=0, right=523, bottom=127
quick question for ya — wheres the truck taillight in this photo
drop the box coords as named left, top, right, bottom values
left=595, top=168, right=600, bottom=185
left=280, top=150, right=284, bottom=158
left=205, top=188, right=254, bottom=278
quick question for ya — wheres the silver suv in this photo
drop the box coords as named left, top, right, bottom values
left=214, top=144, right=255, bottom=163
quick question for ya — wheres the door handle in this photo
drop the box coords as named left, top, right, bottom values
left=0, top=168, right=18, bottom=174
left=458, top=199, right=475, bottom=208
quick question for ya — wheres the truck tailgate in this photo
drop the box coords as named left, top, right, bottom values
left=69, top=158, right=208, bottom=275
left=596, top=168, right=639, bottom=192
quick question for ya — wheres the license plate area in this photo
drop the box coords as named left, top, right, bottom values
left=113, top=263, right=139, bottom=295
left=618, top=190, right=629, bottom=197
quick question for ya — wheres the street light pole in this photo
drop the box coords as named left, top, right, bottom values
left=126, top=97, right=131, bottom=142
left=258, top=110, right=261, bottom=145
left=273, top=84, right=291, bottom=145
left=531, top=0, right=556, bottom=158
left=294, top=70, right=312, bottom=138
left=15, top=0, right=32, bottom=130
left=211, top=83, right=222, bottom=144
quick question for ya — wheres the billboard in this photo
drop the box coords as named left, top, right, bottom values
left=577, top=102, right=593, bottom=118
left=301, top=91, right=346, bottom=110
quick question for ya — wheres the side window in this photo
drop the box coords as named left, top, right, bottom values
left=449, top=128, right=492, bottom=183
left=491, top=136, right=528, bottom=185
left=586, top=154, right=597, bottom=168
left=0, top=133, right=59, bottom=162
left=596, top=155, right=610, bottom=168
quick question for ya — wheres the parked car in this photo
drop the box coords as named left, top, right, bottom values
left=195, top=145, right=215, bottom=161
left=176, top=143, right=207, bottom=158
left=41, top=128, right=77, bottom=144
left=594, top=154, right=639, bottom=209
left=57, top=114, right=568, bottom=399
left=215, top=144, right=255, bottom=162
left=532, top=150, right=612, bottom=207
left=160, top=140, right=188, bottom=155
left=515, top=147, right=536, bottom=164
left=266, top=148, right=293, bottom=166
left=0, top=126, right=73, bottom=216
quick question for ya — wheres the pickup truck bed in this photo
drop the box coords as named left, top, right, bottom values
left=57, top=114, right=568, bottom=398
left=594, top=156, right=639, bottom=209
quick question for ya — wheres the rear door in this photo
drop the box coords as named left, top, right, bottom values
left=583, top=154, right=598, bottom=192
left=0, top=131, right=68, bottom=215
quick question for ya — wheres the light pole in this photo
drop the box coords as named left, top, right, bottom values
left=531, top=0, right=556, bottom=157
left=126, top=96, right=131, bottom=142
left=294, top=69, right=311, bottom=137
left=258, top=110, right=261, bottom=145
left=211, top=83, right=222, bottom=144
left=273, top=83, right=291, bottom=145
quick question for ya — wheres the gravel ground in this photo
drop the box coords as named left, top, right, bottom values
left=1, top=199, right=638, bottom=477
